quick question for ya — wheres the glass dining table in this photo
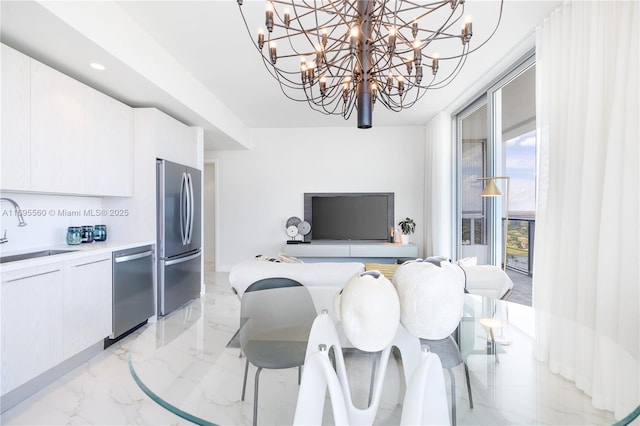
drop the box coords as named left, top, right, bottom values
left=129, top=284, right=638, bottom=425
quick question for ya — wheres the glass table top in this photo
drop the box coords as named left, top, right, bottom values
left=129, top=282, right=639, bottom=425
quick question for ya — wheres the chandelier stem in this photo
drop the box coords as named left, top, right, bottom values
left=356, top=0, right=373, bottom=129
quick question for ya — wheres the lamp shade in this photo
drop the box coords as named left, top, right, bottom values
left=481, top=179, right=503, bottom=197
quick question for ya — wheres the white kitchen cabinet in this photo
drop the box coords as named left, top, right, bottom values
left=1, top=263, right=64, bottom=394
left=1, top=44, right=134, bottom=196
left=30, top=59, right=87, bottom=194
left=152, top=108, right=199, bottom=169
left=1, top=44, right=31, bottom=191
left=85, top=86, right=133, bottom=196
left=63, top=254, right=112, bottom=358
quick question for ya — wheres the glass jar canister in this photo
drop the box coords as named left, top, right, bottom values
left=94, top=225, right=107, bottom=241
left=81, top=226, right=94, bottom=243
left=67, top=227, right=82, bottom=245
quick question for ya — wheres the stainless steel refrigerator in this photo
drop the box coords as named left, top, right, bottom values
left=157, top=159, right=202, bottom=316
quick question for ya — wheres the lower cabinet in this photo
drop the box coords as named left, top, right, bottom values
left=1, top=254, right=113, bottom=396
left=1, top=263, right=64, bottom=395
left=63, top=254, right=112, bottom=359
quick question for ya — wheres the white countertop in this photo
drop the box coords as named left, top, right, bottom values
left=0, top=240, right=155, bottom=273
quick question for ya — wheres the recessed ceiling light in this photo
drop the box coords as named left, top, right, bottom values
left=90, top=62, right=106, bottom=71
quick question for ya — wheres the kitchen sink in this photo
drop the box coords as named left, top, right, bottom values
left=0, top=249, right=79, bottom=264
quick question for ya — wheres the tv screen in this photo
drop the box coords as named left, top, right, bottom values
left=304, top=193, right=394, bottom=241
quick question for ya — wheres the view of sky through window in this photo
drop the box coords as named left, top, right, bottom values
left=505, top=129, right=536, bottom=214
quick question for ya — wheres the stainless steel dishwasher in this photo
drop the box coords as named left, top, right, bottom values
left=111, top=245, right=155, bottom=339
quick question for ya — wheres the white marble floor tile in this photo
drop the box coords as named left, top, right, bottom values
left=1, top=327, right=189, bottom=425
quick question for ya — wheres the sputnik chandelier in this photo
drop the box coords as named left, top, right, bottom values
left=237, top=0, right=504, bottom=128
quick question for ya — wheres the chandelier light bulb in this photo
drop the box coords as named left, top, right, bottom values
left=265, top=2, right=274, bottom=33
left=284, top=8, right=290, bottom=28
left=405, top=57, right=413, bottom=75
left=344, top=76, right=352, bottom=89
left=308, top=62, right=315, bottom=81
left=462, top=16, right=473, bottom=44
left=315, top=43, right=324, bottom=69
left=413, top=39, right=422, bottom=66
left=388, top=26, right=396, bottom=53
left=257, top=28, right=265, bottom=49
left=416, top=65, right=423, bottom=84
left=350, top=26, right=359, bottom=54
left=300, top=57, right=308, bottom=83
left=269, top=41, right=277, bottom=64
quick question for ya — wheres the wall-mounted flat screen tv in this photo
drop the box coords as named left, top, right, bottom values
left=304, top=192, right=394, bottom=241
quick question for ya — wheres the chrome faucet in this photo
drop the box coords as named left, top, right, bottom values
left=0, top=197, right=27, bottom=244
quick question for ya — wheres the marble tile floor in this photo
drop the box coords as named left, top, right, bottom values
left=0, top=309, right=191, bottom=425
left=1, top=270, right=623, bottom=426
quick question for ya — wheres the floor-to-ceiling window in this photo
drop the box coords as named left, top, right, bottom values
left=456, top=55, right=537, bottom=279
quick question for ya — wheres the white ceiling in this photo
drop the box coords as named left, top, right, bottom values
left=0, top=0, right=562, bottom=150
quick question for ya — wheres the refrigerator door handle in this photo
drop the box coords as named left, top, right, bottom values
left=164, top=251, right=201, bottom=266
left=187, top=172, right=195, bottom=244
left=186, top=172, right=192, bottom=244
left=184, top=172, right=190, bottom=245
left=180, top=172, right=188, bottom=245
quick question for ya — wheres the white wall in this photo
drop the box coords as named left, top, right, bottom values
left=207, top=126, right=426, bottom=271
left=0, top=193, right=102, bottom=253
left=203, top=163, right=216, bottom=266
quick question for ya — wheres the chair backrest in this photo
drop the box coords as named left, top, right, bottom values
left=240, top=277, right=317, bottom=347
left=244, top=276, right=303, bottom=293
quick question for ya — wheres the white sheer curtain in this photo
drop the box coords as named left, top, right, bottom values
left=424, top=112, right=453, bottom=259
left=534, top=1, right=639, bottom=419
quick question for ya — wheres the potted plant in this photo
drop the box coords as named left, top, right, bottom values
left=398, top=217, right=415, bottom=245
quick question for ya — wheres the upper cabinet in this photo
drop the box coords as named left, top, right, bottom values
left=1, top=44, right=133, bottom=197
left=84, top=84, right=133, bottom=196
left=30, top=59, right=88, bottom=194
left=1, top=44, right=31, bottom=191
left=151, top=108, right=199, bottom=169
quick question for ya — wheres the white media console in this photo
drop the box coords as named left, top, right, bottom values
left=281, top=242, right=418, bottom=263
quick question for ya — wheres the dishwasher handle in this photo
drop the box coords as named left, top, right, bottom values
left=114, top=250, right=154, bottom=263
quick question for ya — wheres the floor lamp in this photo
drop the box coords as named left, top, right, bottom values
left=478, top=176, right=510, bottom=272
left=479, top=176, right=511, bottom=346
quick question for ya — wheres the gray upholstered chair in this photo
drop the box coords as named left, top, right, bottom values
left=239, top=277, right=317, bottom=426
